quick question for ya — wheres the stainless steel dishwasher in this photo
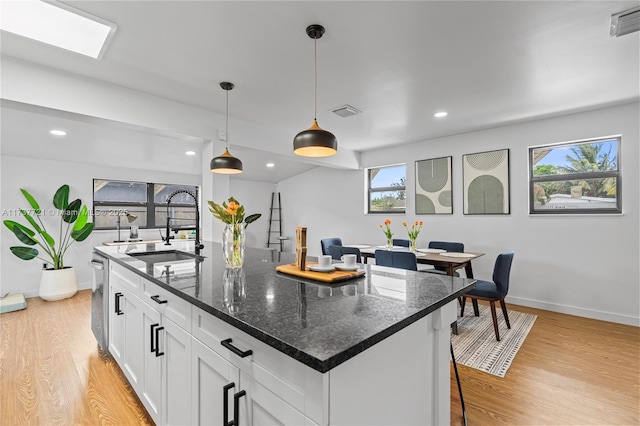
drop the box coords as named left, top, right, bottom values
left=90, top=251, right=109, bottom=353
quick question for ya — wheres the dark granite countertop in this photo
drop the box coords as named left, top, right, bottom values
left=95, top=241, right=475, bottom=373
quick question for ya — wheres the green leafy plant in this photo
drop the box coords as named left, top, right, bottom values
left=207, top=197, right=261, bottom=227
left=3, top=184, right=95, bottom=269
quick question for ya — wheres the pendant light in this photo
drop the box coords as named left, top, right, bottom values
left=293, top=24, right=338, bottom=157
left=211, top=81, right=243, bottom=174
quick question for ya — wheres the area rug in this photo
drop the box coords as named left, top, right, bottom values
left=451, top=305, right=537, bottom=377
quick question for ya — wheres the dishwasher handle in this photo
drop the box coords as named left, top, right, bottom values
left=90, top=259, right=104, bottom=270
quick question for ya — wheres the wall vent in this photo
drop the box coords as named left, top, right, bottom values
left=610, top=6, right=640, bottom=37
left=330, top=104, right=362, bottom=118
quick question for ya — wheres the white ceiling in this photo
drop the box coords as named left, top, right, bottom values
left=1, top=1, right=638, bottom=182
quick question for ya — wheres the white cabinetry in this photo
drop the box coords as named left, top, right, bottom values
left=108, top=263, right=192, bottom=425
left=191, top=306, right=321, bottom=426
left=108, top=261, right=456, bottom=425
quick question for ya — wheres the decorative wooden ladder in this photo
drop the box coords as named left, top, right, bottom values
left=266, top=192, right=287, bottom=251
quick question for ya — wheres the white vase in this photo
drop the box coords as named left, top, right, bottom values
left=39, top=267, right=78, bottom=301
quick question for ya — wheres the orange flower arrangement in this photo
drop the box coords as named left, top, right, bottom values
left=403, top=221, right=423, bottom=240
left=379, top=219, right=394, bottom=239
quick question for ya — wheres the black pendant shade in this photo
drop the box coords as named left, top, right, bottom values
left=293, top=24, right=337, bottom=157
left=293, top=119, right=338, bottom=157
left=211, top=81, right=243, bottom=174
left=210, top=148, right=243, bottom=174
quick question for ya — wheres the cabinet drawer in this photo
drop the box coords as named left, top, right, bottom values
left=192, top=307, right=324, bottom=423
left=141, top=280, right=191, bottom=331
left=110, top=263, right=141, bottom=296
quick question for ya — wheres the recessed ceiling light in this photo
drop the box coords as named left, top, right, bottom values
left=0, top=0, right=117, bottom=59
left=185, top=150, right=196, bottom=156
left=434, top=112, right=448, bottom=118
left=50, top=129, right=67, bottom=136
left=266, top=163, right=275, bottom=168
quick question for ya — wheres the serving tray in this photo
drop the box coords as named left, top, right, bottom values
left=276, top=263, right=365, bottom=283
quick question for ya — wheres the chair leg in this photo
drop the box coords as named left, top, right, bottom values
left=472, top=299, right=480, bottom=316
left=489, top=301, right=500, bottom=341
left=500, top=298, right=511, bottom=329
left=460, top=296, right=467, bottom=316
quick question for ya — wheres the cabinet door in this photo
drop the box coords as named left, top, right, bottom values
left=191, top=338, right=240, bottom=426
left=122, top=290, right=145, bottom=393
left=140, top=299, right=162, bottom=424
left=248, top=375, right=314, bottom=426
left=162, top=317, right=192, bottom=425
left=108, top=281, right=125, bottom=366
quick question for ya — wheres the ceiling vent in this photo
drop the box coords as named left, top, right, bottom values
left=330, top=104, right=362, bottom=118
left=610, top=6, right=640, bottom=37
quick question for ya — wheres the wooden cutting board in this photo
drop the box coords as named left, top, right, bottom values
left=276, top=263, right=365, bottom=283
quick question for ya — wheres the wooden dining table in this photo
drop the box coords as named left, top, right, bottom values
left=353, top=245, right=484, bottom=277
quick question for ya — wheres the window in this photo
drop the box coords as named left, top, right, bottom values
left=367, top=164, right=406, bottom=214
left=529, top=136, right=621, bottom=214
left=93, top=179, right=198, bottom=229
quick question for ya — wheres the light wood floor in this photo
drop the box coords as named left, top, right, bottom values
left=450, top=303, right=640, bottom=425
left=1, top=290, right=638, bottom=425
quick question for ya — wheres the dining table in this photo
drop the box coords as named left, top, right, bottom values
left=350, top=245, right=484, bottom=275
left=346, top=244, right=485, bottom=334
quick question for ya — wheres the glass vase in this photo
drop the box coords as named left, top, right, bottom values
left=386, top=237, right=393, bottom=250
left=223, top=268, right=246, bottom=313
left=222, top=223, right=245, bottom=268
left=410, top=238, right=417, bottom=253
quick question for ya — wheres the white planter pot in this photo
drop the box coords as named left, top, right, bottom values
left=39, top=267, right=78, bottom=301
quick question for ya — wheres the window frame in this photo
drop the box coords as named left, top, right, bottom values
left=528, top=136, right=621, bottom=215
left=366, top=163, right=407, bottom=214
left=93, top=179, right=199, bottom=230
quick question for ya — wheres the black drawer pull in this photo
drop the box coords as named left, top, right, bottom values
left=154, top=326, right=165, bottom=357
left=151, top=295, right=168, bottom=304
left=233, top=390, right=246, bottom=426
left=221, top=338, right=253, bottom=358
left=115, top=292, right=124, bottom=315
left=223, top=382, right=235, bottom=426
left=150, top=323, right=159, bottom=353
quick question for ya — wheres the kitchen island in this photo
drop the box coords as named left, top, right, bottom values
left=96, top=241, right=475, bottom=425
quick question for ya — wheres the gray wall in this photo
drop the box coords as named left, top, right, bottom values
left=277, top=103, right=640, bottom=326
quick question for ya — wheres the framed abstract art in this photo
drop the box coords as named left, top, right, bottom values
left=415, top=156, right=453, bottom=214
left=463, top=149, right=510, bottom=214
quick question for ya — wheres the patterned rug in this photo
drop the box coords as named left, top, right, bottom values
left=451, top=305, right=537, bottom=377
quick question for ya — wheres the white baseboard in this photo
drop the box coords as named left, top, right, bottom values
left=506, top=295, right=640, bottom=327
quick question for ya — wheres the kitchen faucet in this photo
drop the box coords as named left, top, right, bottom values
left=165, top=189, right=204, bottom=253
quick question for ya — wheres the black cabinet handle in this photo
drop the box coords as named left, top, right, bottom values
left=221, top=338, right=253, bottom=358
left=223, top=382, right=235, bottom=426
left=151, top=295, right=168, bottom=304
left=233, top=390, right=246, bottom=426
left=154, top=326, right=165, bottom=357
left=150, top=323, right=159, bottom=353
left=115, top=292, right=123, bottom=315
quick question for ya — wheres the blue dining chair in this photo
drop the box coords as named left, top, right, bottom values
left=374, top=250, right=417, bottom=271
left=329, top=245, right=362, bottom=263
left=392, top=238, right=410, bottom=247
left=321, top=238, right=342, bottom=256
left=426, top=241, right=465, bottom=276
left=460, top=252, right=515, bottom=341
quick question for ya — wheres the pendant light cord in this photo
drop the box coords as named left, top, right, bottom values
left=314, top=37, right=317, bottom=121
left=225, top=89, right=229, bottom=149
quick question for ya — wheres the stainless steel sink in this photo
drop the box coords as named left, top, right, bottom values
left=128, top=250, right=203, bottom=264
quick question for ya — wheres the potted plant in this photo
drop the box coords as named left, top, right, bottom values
left=3, top=184, right=94, bottom=301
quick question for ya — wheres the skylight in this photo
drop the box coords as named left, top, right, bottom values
left=0, top=0, right=117, bottom=59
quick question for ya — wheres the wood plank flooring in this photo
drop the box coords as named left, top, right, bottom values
left=450, top=303, right=640, bottom=425
left=0, top=290, right=153, bottom=425
left=0, top=290, right=638, bottom=425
